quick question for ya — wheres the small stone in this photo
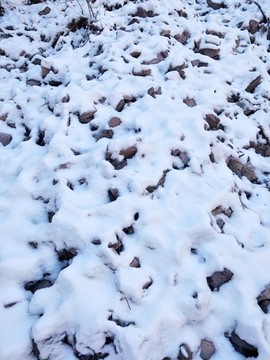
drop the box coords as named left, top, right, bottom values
left=130, top=257, right=140, bottom=268
left=207, top=268, right=233, bottom=291
left=38, top=6, right=51, bottom=16
left=25, top=279, right=52, bottom=293
left=26, top=79, right=41, bottom=86
left=79, top=110, right=96, bottom=123
left=95, top=129, right=114, bottom=141
left=216, top=218, right=225, bottom=230
left=0, top=113, right=8, bottom=121
left=109, top=116, right=122, bottom=128
left=41, top=66, right=50, bottom=78
left=0, top=133, right=12, bottom=146
left=205, top=114, right=220, bottom=130
left=133, top=68, right=152, bottom=77
left=119, top=145, right=137, bottom=159
left=257, top=285, right=270, bottom=313
left=175, top=31, right=190, bottom=45
left=62, top=94, right=70, bottom=103
left=198, top=47, right=220, bottom=60
left=57, top=248, right=77, bottom=262
left=241, top=162, right=256, bottom=182
left=108, top=188, right=119, bottom=202
left=178, top=344, right=192, bottom=360
left=247, top=20, right=259, bottom=34
left=245, top=75, right=262, bottom=93
left=134, top=7, right=148, bottom=18
left=227, top=157, right=243, bottom=177
left=108, top=238, right=123, bottom=254
left=200, top=339, right=215, bottom=360
left=160, top=29, right=171, bottom=37
left=92, top=238, right=101, bottom=245
left=207, top=0, right=226, bottom=10
left=123, top=225, right=134, bottom=235
left=48, top=211, right=55, bottom=223
left=227, top=331, right=258, bottom=358
left=115, top=99, right=126, bottom=112
left=183, top=97, right=196, bottom=107
left=130, top=51, right=141, bottom=58
left=147, top=86, right=162, bottom=98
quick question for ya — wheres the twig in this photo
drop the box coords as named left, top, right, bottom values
left=254, top=1, right=267, bottom=24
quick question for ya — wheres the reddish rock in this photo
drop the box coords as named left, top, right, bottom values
left=109, top=116, right=122, bottom=128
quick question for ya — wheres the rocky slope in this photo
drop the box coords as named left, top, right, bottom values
left=1, top=0, right=270, bottom=359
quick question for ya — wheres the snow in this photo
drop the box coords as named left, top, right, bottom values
left=0, top=0, right=270, bottom=359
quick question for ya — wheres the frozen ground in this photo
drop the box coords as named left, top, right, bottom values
left=0, top=0, right=270, bottom=359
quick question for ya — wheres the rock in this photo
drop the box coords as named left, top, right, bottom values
left=25, top=279, right=52, bottom=293
left=109, top=116, right=122, bottom=128
left=41, top=66, right=50, bottom=78
left=241, top=162, right=256, bottom=182
left=247, top=20, right=259, bottom=34
left=227, top=157, right=243, bottom=177
left=216, top=218, right=225, bottom=230
left=160, top=29, right=171, bottom=37
left=191, top=59, right=208, bottom=67
left=108, top=237, right=123, bottom=254
left=38, top=6, right=51, bottom=16
left=92, top=238, right=101, bottom=245
left=57, top=248, right=77, bottom=262
left=115, top=99, right=126, bottom=112
left=147, top=86, right=162, bottom=98
left=26, top=79, right=41, bottom=86
left=254, top=143, right=270, bottom=157
left=171, top=149, right=190, bottom=166
left=257, top=285, right=270, bottom=313
left=48, top=211, right=55, bottom=222
left=198, top=47, right=220, bottom=60
left=200, top=339, right=215, bottom=360
left=207, top=268, right=233, bottom=291
left=245, top=75, right=262, bottom=93
left=175, top=31, right=190, bottom=45
left=130, top=257, right=140, bottom=268
left=123, top=225, right=134, bottom=235
left=146, top=169, right=170, bottom=193
left=95, top=129, right=114, bottom=141
left=62, top=94, right=70, bottom=103
left=108, top=188, right=119, bottom=202
left=0, top=133, right=12, bottom=146
left=119, top=145, right=137, bottom=159
left=133, top=68, right=152, bottom=77
left=130, top=51, right=141, bottom=58
left=134, top=7, right=156, bottom=18
left=178, top=344, right=192, bottom=360
left=206, top=29, right=225, bottom=38
left=227, top=331, right=258, bottom=358
left=183, top=97, right=196, bottom=107
left=207, top=0, right=226, bottom=10
left=79, top=109, right=96, bottom=123
left=205, top=114, right=220, bottom=130
left=0, top=113, right=8, bottom=121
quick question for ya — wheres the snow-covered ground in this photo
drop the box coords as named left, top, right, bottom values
left=1, top=0, right=270, bottom=359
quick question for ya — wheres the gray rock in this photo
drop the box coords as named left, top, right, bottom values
left=245, top=75, right=262, bottom=93
left=38, top=6, right=51, bottom=16
left=207, top=268, right=233, bottom=291
left=227, top=331, right=258, bottom=358
left=79, top=109, right=96, bottom=123
left=205, top=114, right=220, bottom=130
left=200, top=339, right=215, bottom=360
left=183, top=97, right=196, bottom=107
left=207, top=0, right=226, bottom=10
left=0, top=133, right=12, bottom=146
left=109, top=116, right=122, bottom=128
left=198, top=47, right=220, bottom=60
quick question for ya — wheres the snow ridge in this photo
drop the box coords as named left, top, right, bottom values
left=1, top=0, right=270, bottom=359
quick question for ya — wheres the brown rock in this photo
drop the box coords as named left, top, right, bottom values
left=200, top=339, right=215, bottom=360
left=245, top=75, right=262, bottom=93
left=109, top=116, right=122, bottom=128
left=183, top=97, right=196, bottom=107
left=198, top=47, right=220, bottom=60
left=205, top=114, right=220, bottom=130
left=119, top=145, right=137, bottom=159
left=115, top=99, right=126, bottom=112
left=207, top=268, right=233, bottom=291
left=227, top=157, right=243, bottom=177
left=175, top=31, right=190, bottom=45
left=108, top=188, right=119, bottom=202
left=130, top=257, right=140, bottom=268
left=130, top=51, right=141, bottom=58
left=0, top=133, right=12, bottom=146
left=79, top=109, right=96, bottom=123
left=147, top=86, right=162, bottom=98
left=0, top=113, right=8, bottom=121
left=160, top=29, right=171, bottom=37
left=257, top=285, right=270, bottom=313
left=38, top=6, right=51, bottom=16
left=207, top=0, right=226, bottom=10
left=133, top=68, right=152, bottom=77
left=41, top=66, right=50, bottom=78
left=247, top=20, right=259, bottom=34
left=95, top=129, right=113, bottom=141
left=241, top=162, right=256, bottom=182
left=178, top=344, right=192, bottom=360
left=227, top=331, right=258, bottom=358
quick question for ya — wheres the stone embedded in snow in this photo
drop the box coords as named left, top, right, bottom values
left=108, top=116, right=122, bottom=128
left=200, top=339, right=215, bottom=360
left=130, top=257, right=140, bottom=268
left=257, top=285, right=270, bottom=314
left=78, top=109, right=96, bottom=123
left=207, top=0, right=226, bottom=10
left=174, top=31, right=190, bottom=45
left=241, top=162, right=257, bottom=182
left=119, top=145, right=137, bottom=159
left=133, top=67, right=152, bottom=77
left=108, top=188, right=119, bottom=202
left=183, top=97, right=196, bottom=107
left=0, top=113, right=8, bottom=121
left=38, top=6, right=51, bottom=16
left=227, top=157, right=256, bottom=181
left=94, top=129, right=114, bottom=141
left=204, top=114, right=220, bottom=130
left=57, top=248, right=77, bottom=262
left=245, top=75, right=262, bottom=93
left=0, top=133, right=12, bottom=146
left=207, top=268, right=233, bottom=291
left=24, top=279, right=52, bottom=294
left=26, top=79, right=41, bottom=86
left=198, top=47, right=220, bottom=60
left=178, top=344, right=192, bottom=360
left=227, top=331, right=258, bottom=358
left=134, top=7, right=157, bottom=18
left=147, top=86, right=162, bottom=98
left=146, top=169, right=170, bottom=193
left=247, top=20, right=260, bottom=34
